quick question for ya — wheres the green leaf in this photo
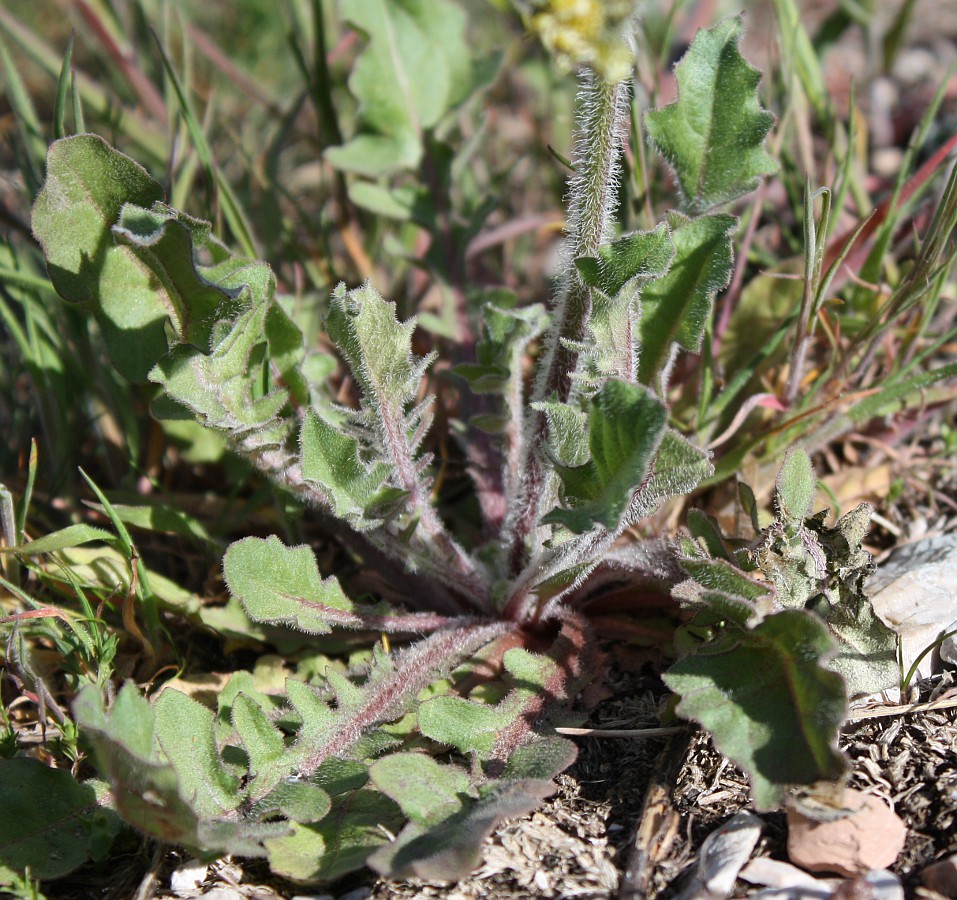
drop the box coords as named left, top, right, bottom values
left=369, top=753, right=470, bottom=825
left=299, top=410, right=402, bottom=526
left=665, top=610, right=847, bottom=810
left=111, top=203, right=244, bottom=352
left=644, top=15, right=776, bottom=213
left=809, top=593, right=899, bottom=698
left=150, top=301, right=292, bottom=450
left=31, top=134, right=163, bottom=305
left=74, top=683, right=286, bottom=857
left=453, top=300, right=549, bottom=395
left=0, top=758, right=121, bottom=881
left=264, top=788, right=402, bottom=883
left=9, top=523, right=116, bottom=554
left=575, top=224, right=676, bottom=382
left=326, top=283, right=433, bottom=423
left=775, top=447, right=816, bottom=522
left=325, top=0, right=488, bottom=176
left=418, top=648, right=571, bottom=758
left=223, top=536, right=355, bottom=635
left=31, top=134, right=167, bottom=380
left=531, top=401, right=589, bottom=467
left=575, top=223, right=675, bottom=297
left=368, top=759, right=555, bottom=880
left=232, top=693, right=287, bottom=796
left=637, top=213, right=735, bottom=384
left=625, top=429, right=713, bottom=526
left=544, top=380, right=667, bottom=534
left=153, top=689, right=242, bottom=819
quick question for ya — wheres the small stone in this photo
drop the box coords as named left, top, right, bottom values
left=921, top=853, right=957, bottom=896
left=169, top=859, right=209, bottom=896
left=866, top=534, right=957, bottom=681
left=787, top=788, right=907, bottom=878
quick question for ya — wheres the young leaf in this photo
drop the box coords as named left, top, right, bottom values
left=544, top=380, right=667, bottom=534
left=775, top=447, right=816, bottom=522
left=300, top=409, right=403, bottom=527
left=326, top=283, right=435, bottom=430
left=575, top=223, right=675, bottom=297
left=575, top=223, right=676, bottom=382
left=453, top=301, right=549, bottom=396
left=644, top=15, right=776, bottom=213
left=665, top=610, right=847, bottom=810
left=637, top=213, right=736, bottom=385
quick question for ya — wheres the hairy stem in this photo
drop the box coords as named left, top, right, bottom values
left=505, top=72, right=629, bottom=581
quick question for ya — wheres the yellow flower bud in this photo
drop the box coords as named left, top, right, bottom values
left=525, top=0, right=636, bottom=82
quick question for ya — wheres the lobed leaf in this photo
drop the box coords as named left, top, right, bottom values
left=300, top=409, right=404, bottom=527
left=223, top=536, right=357, bottom=635
left=637, top=213, right=735, bottom=385
left=74, top=683, right=287, bottom=858
left=326, top=282, right=434, bottom=426
left=368, top=753, right=555, bottom=880
left=543, top=380, right=667, bottom=534
left=644, top=15, right=776, bottom=213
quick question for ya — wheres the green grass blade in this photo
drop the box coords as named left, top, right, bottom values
left=53, top=30, right=76, bottom=140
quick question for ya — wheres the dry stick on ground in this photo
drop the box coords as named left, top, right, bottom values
left=618, top=730, right=694, bottom=900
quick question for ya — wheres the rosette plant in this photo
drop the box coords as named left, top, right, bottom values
left=11, top=0, right=902, bottom=886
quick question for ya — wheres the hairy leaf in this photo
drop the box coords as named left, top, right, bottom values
left=300, top=410, right=403, bottom=527
left=31, top=135, right=166, bottom=380
left=418, top=646, right=576, bottom=773
left=153, top=689, right=242, bottom=819
left=637, top=213, right=735, bottom=385
left=775, top=447, right=816, bottom=523
left=326, top=283, right=434, bottom=424
left=264, top=788, right=402, bottom=882
left=575, top=224, right=676, bottom=382
left=0, top=759, right=120, bottom=882
left=74, top=683, right=287, bottom=857
left=624, top=429, right=713, bottom=527
left=368, top=753, right=555, bottom=879
left=665, top=610, right=847, bottom=810
left=544, top=380, right=667, bottom=534
left=576, top=223, right=675, bottom=297
left=644, top=15, right=776, bottom=212
left=223, top=536, right=357, bottom=635
left=532, top=401, right=589, bottom=468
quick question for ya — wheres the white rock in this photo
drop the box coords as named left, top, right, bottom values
left=740, top=857, right=834, bottom=892
left=675, top=811, right=763, bottom=899
left=169, top=859, right=209, bottom=896
left=866, top=534, right=957, bottom=680
left=860, top=869, right=905, bottom=900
